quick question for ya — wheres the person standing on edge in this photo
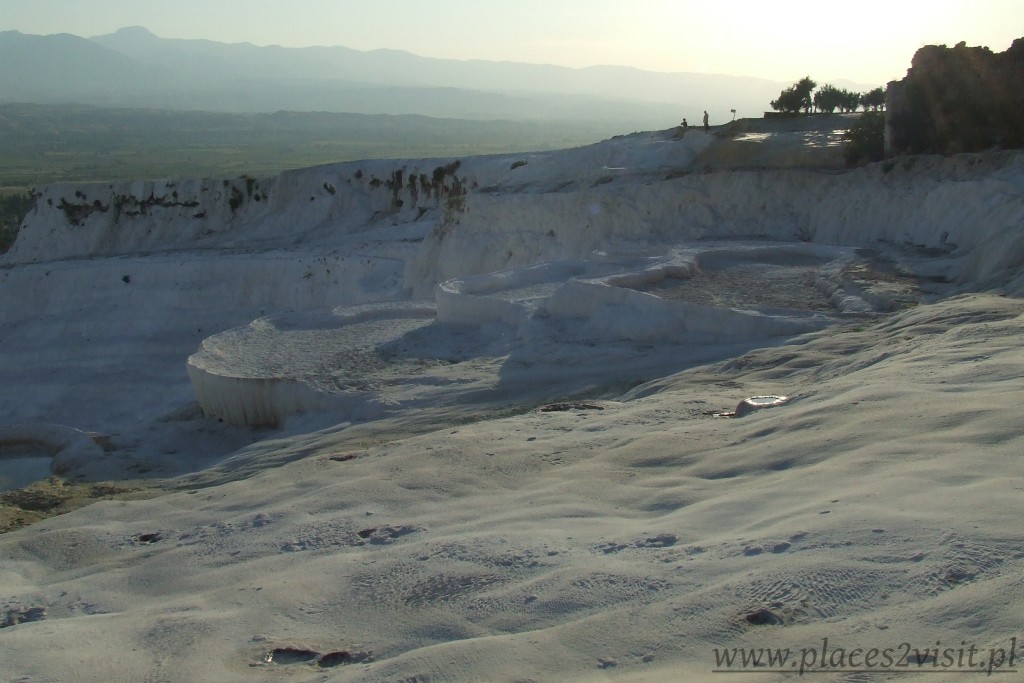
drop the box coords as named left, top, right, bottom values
left=703, top=110, right=710, bottom=132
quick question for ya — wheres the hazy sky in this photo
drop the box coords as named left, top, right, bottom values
left=2, top=0, right=1021, bottom=85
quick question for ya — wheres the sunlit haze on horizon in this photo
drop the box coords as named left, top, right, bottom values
left=1, top=0, right=1022, bottom=85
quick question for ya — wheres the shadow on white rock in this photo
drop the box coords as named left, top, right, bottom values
left=0, top=424, right=106, bottom=490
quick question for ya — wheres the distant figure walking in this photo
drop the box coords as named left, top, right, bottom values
left=703, top=110, right=710, bottom=133
left=681, top=118, right=688, bottom=131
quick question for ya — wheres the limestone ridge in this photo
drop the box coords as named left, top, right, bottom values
left=11, top=130, right=1022, bottom=286
left=6, top=161, right=468, bottom=265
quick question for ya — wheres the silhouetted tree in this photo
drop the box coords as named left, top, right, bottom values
left=861, top=87, right=885, bottom=111
left=771, top=76, right=817, bottom=114
left=837, top=89, right=860, bottom=113
left=813, top=84, right=844, bottom=113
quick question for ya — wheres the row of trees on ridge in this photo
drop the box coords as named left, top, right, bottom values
left=770, top=77, right=885, bottom=114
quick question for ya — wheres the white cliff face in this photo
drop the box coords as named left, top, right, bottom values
left=410, top=152, right=1024, bottom=293
left=2, top=125, right=1023, bottom=448
left=7, top=163, right=444, bottom=263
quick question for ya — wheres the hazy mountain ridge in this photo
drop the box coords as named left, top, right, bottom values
left=0, top=26, right=876, bottom=122
left=0, top=29, right=160, bottom=96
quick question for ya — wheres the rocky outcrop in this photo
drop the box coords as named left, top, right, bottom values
left=886, top=38, right=1024, bottom=155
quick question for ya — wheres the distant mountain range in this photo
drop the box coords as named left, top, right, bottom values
left=0, top=27, right=879, bottom=126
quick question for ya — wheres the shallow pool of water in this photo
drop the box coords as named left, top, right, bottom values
left=1, top=445, right=53, bottom=492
